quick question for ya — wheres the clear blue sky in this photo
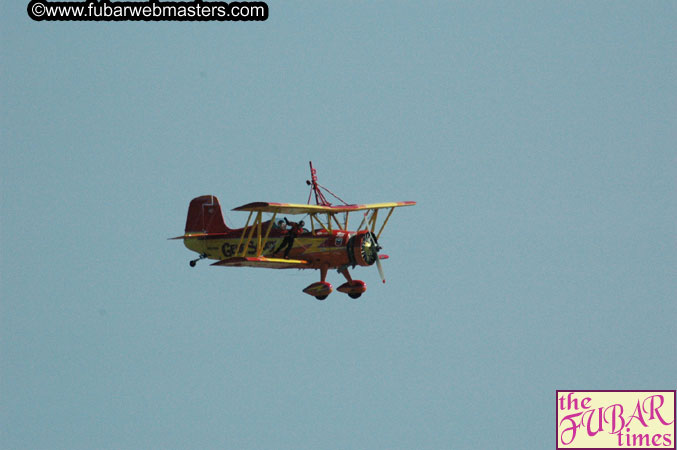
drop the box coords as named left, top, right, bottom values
left=2, top=2, right=675, bottom=449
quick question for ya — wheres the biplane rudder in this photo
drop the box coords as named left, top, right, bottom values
left=185, top=195, right=231, bottom=234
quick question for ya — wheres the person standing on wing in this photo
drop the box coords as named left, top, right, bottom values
left=275, top=217, right=304, bottom=259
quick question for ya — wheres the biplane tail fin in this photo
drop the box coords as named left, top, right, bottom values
left=185, top=195, right=231, bottom=234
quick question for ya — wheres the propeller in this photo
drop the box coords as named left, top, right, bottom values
left=364, top=232, right=386, bottom=284
left=376, top=257, right=386, bottom=284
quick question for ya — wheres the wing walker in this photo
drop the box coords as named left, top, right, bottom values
left=171, top=162, right=415, bottom=300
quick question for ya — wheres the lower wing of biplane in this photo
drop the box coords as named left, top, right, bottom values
left=211, top=256, right=309, bottom=269
left=173, top=195, right=415, bottom=300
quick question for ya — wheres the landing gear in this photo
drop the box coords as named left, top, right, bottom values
left=337, top=267, right=367, bottom=298
left=303, top=264, right=333, bottom=300
left=303, top=266, right=366, bottom=300
left=303, top=282, right=332, bottom=299
left=189, top=253, right=207, bottom=267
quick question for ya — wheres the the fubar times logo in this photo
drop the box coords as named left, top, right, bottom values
left=556, top=390, right=676, bottom=449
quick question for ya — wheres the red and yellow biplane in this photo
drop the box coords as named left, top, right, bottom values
left=171, top=163, right=415, bottom=300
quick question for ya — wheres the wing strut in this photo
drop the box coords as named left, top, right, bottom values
left=376, top=208, right=395, bottom=240
left=258, top=212, right=277, bottom=256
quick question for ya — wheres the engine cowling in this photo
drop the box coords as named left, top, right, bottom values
left=346, top=232, right=379, bottom=267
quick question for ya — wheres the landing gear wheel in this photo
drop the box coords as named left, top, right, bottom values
left=315, top=295, right=328, bottom=301
left=189, top=253, right=207, bottom=267
left=348, top=293, right=362, bottom=299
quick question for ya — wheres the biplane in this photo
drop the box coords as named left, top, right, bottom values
left=171, top=162, right=415, bottom=300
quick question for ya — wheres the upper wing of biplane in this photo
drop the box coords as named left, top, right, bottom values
left=233, top=201, right=416, bottom=236
left=232, top=201, right=416, bottom=214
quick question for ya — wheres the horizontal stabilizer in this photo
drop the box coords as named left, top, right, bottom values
left=168, top=233, right=230, bottom=240
left=211, top=256, right=309, bottom=269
